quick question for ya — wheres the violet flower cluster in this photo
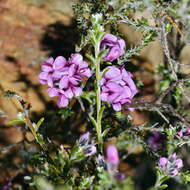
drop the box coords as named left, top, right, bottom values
left=101, top=66, right=138, bottom=111
left=39, top=33, right=137, bottom=111
left=100, top=34, right=126, bottom=62
left=39, top=54, right=91, bottom=108
left=159, top=153, right=183, bottom=176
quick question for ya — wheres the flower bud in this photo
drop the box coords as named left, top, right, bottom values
left=79, top=132, right=90, bottom=146
left=84, top=145, right=97, bottom=156
left=106, top=145, right=119, bottom=165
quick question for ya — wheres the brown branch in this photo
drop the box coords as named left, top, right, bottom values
left=124, top=101, right=190, bottom=127
left=156, top=78, right=190, bottom=103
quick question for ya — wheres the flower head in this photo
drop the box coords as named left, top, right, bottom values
left=101, top=66, right=137, bottom=111
left=39, top=54, right=91, bottom=108
left=158, top=154, right=183, bottom=176
left=100, top=34, right=126, bottom=62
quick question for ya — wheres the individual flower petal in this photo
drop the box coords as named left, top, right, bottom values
left=170, top=169, right=179, bottom=176
left=41, top=64, right=53, bottom=72
left=53, top=56, right=67, bottom=70
left=177, top=129, right=183, bottom=138
left=104, top=66, right=121, bottom=80
left=106, top=82, right=123, bottom=93
left=159, top=157, right=168, bottom=167
left=47, top=88, right=59, bottom=97
left=104, top=46, right=121, bottom=62
left=69, top=77, right=79, bottom=85
left=59, top=76, right=69, bottom=89
left=39, top=79, right=47, bottom=85
left=112, top=103, right=122, bottom=111
left=118, top=39, right=126, bottom=52
left=39, top=72, right=48, bottom=80
left=64, top=88, right=74, bottom=99
left=46, top=57, right=54, bottom=65
left=72, top=86, right=82, bottom=97
left=47, top=75, right=53, bottom=87
left=70, top=53, right=83, bottom=65
left=57, top=95, right=69, bottom=108
left=80, top=68, right=92, bottom=78
left=101, top=34, right=118, bottom=45
left=175, top=159, right=183, bottom=169
left=107, top=92, right=120, bottom=103
left=68, top=64, right=76, bottom=76
left=101, top=92, right=108, bottom=101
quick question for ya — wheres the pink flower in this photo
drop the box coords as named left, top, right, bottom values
left=100, top=34, right=126, bottom=62
left=158, top=154, right=183, bottom=176
left=39, top=54, right=91, bottom=108
left=39, top=56, right=66, bottom=87
left=101, top=66, right=137, bottom=111
left=159, top=157, right=168, bottom=167
left=106, top=145, right=119, bottom=166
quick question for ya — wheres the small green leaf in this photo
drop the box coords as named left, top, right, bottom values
left=36, top=117, right=44, bottom=131
left=98, top=106, right=105, bottom=126
left=159, top=176, right=169, bottom=184
left=86, top=53, right=95, bottom=64
left=158, top=184, right=168, bottom=189
left=102, top=128, right=110, bottom=137
left=165, top=23, right=172, bottom=33
left=89, top=115, right=97, bottom=128
left=7, top=119, right=25, bottom=125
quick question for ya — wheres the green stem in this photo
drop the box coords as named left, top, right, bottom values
left=95, top=42, right=103, bottom=144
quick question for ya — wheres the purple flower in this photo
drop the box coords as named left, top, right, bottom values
left=84, top=145, right=97, bottom=156
left=147, top=131, right=164, bottom=150
left=100, top=34, right=126, bottom=62
left=79, top=132, right=90, bottom=145
left=101, top=66, right=137, bottom=111
left=106, top=145, right=119, bottom=166
left=39, top=56, right=66, bottom=87
left=39, top=54, right=91, bottom=108
left=158, top=154, right=183, bottom=176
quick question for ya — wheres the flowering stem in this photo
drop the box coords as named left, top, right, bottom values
left=95, top=41, right=103, bottom=144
